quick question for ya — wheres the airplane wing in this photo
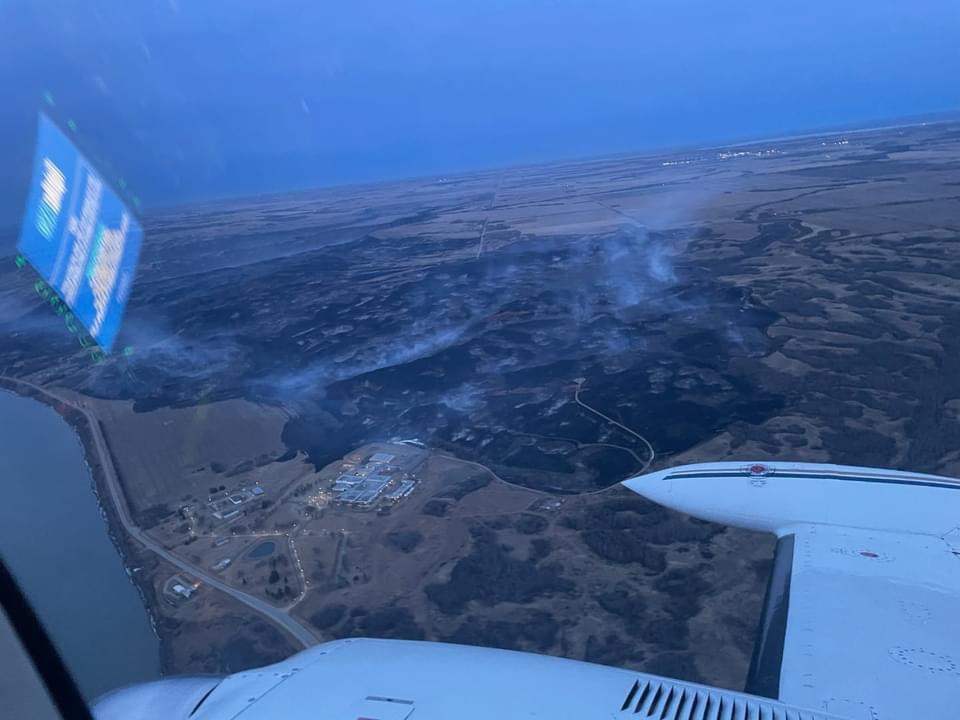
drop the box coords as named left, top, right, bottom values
left=623, top=461, right=960, bottom=720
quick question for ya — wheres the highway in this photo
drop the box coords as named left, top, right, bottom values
left=0, top=377, right=319, bottom=649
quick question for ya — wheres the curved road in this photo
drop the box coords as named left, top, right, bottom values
left=1, top=377, right=318, bottom=649
left=514, top=431, right=645, bottom=465
left=440, top=455, right=550, bottom=495
left=442, top=381, right=655, bottom=497
left=574, top=379, right=655, bottom=473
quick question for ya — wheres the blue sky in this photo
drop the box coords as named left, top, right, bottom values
left=1, top=0, right=959, bottom=222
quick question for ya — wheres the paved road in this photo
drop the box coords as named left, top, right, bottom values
left=575, top=379, right=655, bottom=473
left=444, top=381, right=655, bottom=499
left=442, top=454, right=614, bottom=498
left=475, top=172, right=505, bottom=259
left=440, top=455, right=552, bottom=495
left=1, top=377, right=318, bottom=649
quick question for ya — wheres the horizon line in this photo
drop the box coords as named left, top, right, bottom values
left=142, top=106, right=960, bottom=217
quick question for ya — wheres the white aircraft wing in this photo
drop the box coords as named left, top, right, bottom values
left=624, top=461, right=960, bottom=720
left=752, top=523, right=960, bottom=719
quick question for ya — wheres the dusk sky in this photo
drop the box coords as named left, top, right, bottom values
left=2, top=0, right=959, bottom=222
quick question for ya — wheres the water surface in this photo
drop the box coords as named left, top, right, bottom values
left=0, top=390, right=160, bottom=700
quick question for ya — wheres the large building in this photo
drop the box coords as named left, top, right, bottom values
left=385, top=480, right=416, bottom=502
left=333, top=474, right=366, bottom=492
left=338, top=476, right=389, bottom=506
left=330, top=446, right=425, bottom=509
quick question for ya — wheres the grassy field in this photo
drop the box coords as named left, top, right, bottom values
left=88, top=397, right=291, bottom=519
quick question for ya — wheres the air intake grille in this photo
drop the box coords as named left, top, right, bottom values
left=619, top=678, right=832, bottom=720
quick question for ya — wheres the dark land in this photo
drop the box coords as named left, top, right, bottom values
left=3, top=118, right=960, bottom=687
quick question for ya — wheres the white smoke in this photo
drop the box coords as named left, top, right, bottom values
left=439, top=383, right=484, bottom=414
left=252, top=322, right=469, bottom=404
left=120, top=318, right=244, bottom=380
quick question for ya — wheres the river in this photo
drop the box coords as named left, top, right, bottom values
left=0, top=390, right=160, bottom=700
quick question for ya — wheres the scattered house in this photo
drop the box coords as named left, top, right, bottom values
left=171, top=583, right=195, bottom=599
left=535, top=498, right=564, bottom=512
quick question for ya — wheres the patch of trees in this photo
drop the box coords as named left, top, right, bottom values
left=421, top=499, right=450, bottom=517
left=482, top=516, right=510, bottom=530
left=309, top=604, right=346, bottom=630
left=424, top=526, right=574, bottom=614
left=264, top=580, right=296, bottom=600
left=580, top=530, right=666, bottom=570
left=643, top=651, right=703, bottom=684
left=139, top=504, right=173, bottom=529
left=384, top=529, right=423, bottom=553
left=514, top=513, right=548, bottom=535
left=528, top=538, right=552, bottom=561
left=751, top=557, right=773, bottom=581
left=226, top=460, right=254, bottom=477
left=562, top=496, right=663, bottom=532
left=653, top=566, right=711, bottom=621
left=354, top=607, right=424, bottom=640
left=570, top=496, right=723, bottom=567
left=450, top=610, right=559, bottom=651
left=721, top=612, right=759, bottom=657
left=594, top=584, right=648, bottom=636
left=638, top=516, right=724, bottom=546
left=219, top=637, right=262, bottom=673
left=820, top=426, right=897, bottom=466
left=436, top=472, right=490, bottom=501
left=584, top=633, right=643, bottom=667
left=633, top=613, right=690, bottom=651
left=326, top=606, right=424, bottom=641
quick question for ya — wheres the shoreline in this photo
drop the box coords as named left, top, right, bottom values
left=0, top=378, right=175, bottom=674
